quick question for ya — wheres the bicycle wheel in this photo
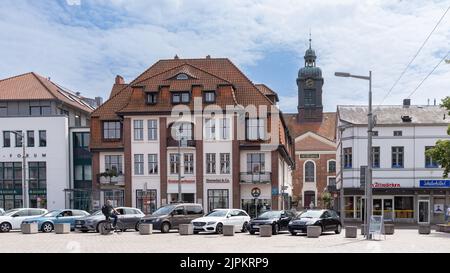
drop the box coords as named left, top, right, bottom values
left=115, top=222, right=125, bottom=234
left=99, top=221, right=112, bottom=235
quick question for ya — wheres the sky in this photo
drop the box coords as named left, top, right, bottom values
left=0, top=0, right=449, bottom=113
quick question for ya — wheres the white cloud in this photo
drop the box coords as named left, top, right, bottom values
left=0, top=0, right=448, bottom=112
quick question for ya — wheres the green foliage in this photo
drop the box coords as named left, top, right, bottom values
left=322, top=192, right=333, bottom=209
left=426, top=97, right=450, bottom=178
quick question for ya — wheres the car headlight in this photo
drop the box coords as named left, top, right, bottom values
left=207, top=221, right=216, bottom=225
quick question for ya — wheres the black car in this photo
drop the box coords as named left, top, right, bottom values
left=288, top=209, right=342, bottom=235
left=248, top=210, right=296, bottom=235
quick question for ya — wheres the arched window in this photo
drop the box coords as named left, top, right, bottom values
left=176, top=73, right=189, bottom=80
left=304, top=161, right=315, bottom=182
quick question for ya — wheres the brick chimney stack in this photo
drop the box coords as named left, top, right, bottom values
left=115, top=75, right=125, bottom=85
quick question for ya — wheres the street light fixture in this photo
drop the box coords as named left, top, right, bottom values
left=177, top=125, right=184, bottom=203
left=335, top=71, right=373, bottom=240
left=10, top=131, right=28, bottom=208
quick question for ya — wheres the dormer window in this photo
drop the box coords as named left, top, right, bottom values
left=204, top=91, right=216, bottom=103
left=176, top=73, right=189, bottom=80
left=172, top=92, right=190, bottom=104
left=146, top=93, right=158, bottom=104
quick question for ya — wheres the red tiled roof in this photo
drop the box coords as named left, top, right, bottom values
left=0, top=72, right=94, bottom=113
left=283, top=112, right=337, bottom=141
left=92, top=58, right=274, bottom=118
left=109, top=83, right=127, bottom=98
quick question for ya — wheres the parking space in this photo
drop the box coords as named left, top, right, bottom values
left=2, top=228, right=450, bottom=253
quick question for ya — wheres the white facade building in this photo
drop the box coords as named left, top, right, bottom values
left=337, top=103, right=450, bottom=224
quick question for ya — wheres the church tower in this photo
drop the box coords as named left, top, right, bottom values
left=297, top=35, right=324, bottom=122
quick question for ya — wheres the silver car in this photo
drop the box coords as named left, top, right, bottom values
left=75, top=207, right=145, bottom=233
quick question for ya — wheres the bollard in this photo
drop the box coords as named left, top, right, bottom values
left=21, top=223, right=38, bottom=234
left=55, top=223, right=70, bottom=234
left=259, top=225, right=272, bottom=237
left=222, top=225, right=235, bottom=236
left=418, top=224, right=430, bottom=235
left=139, top=224, right=153, bottom=235
left=179, top=224, right=193, bottom=235
left=307, top=226, right=321, bottom=238
left=345, top=226, right=358, bottom=238
left=383, top=224, right=395, bottom=235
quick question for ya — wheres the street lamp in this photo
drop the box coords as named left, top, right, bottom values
left=177, top=125, right=184, bottom=203
left=10, top=131, right=28, bottom=208
left=335, top=71, right=373, bottom=240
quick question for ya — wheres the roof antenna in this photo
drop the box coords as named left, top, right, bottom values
left=309, top=28, right=312, bottom=49
left=174, top=54, right=179, bottom=59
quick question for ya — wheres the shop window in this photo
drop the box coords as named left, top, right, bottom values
left=208, top=189, right=229, bottom=212
left=344, top=196, right=354, bottom=218
left=394, top=196, right=414, bottom=219
left=136, top=190, right=157, bottom=214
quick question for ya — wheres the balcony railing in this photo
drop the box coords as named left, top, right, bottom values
left=167, top=138, right=196, bottom=147
left=240, top=172, right=271, bottom=184
left=97, top=174, right=125, bottom=186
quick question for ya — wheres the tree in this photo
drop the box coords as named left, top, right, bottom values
left=426, top=97, right=450, bottom=177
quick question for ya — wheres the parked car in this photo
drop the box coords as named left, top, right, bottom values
left=0, top=208, right=48, bottom=232
left=140, top=203, right=203, bottom=233
left=248, top=210, right=296, bottom=235
left=0, top=208, right=5, bottom=216
left=288, top=209, right=342, bottom=235
left=191, top=209, right=250, bottom=234
left=75, top=207, right=145, bottom=233
left=22, top=209, right=90, bottom=232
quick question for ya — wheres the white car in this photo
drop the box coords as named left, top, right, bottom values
left=191, top=209, right=250, bottom=234
left=0, top=208, right=4, bottom=216
left=0, top=208, right=48, bottom=232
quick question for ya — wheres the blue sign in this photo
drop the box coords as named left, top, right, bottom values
left=272, top=187, right=279, bottom=195
left=419, top=180, right=450, bottom=188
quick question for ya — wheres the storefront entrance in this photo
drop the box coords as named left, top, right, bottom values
left=241, top=199, right=271, bottom=218
left=418, top=200, right=430, bottom=224
left=373, top=198, right=394, bottom=220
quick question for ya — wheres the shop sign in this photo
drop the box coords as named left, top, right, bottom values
left=420, top=180, right=450, bottom=188
left=0, top=189, right=22, bottom=195
left=168, top=179, right=195, bottom=184
left=29, top=189, right=47, bottom=195
left=372, top=182, right=401, bottom=188
left=206, top=178, right=230, bottom=183
left=434, top=204, right=444, bottom=214
left=300, top=154, right=319, bottom=159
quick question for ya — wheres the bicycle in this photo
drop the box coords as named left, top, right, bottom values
left=98, top=216, right=125, bottom=235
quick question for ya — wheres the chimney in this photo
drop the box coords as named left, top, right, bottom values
left=403, top=99, right=411, bottom=108
left=115, top=75, right=125, bottom=85
left=95, top=97, right=103, bottom=107
left=75, top=92, right=81, bottom=96
left=434, top=98, right=437, bottom=106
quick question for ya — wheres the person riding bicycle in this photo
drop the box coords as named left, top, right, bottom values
left=101, top=200, right=120, bottom=228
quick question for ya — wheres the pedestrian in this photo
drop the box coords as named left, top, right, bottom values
left=309, top=201, right=314, bottom=209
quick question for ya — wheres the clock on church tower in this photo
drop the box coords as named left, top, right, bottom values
left=297, top=37, right=324, bottom=122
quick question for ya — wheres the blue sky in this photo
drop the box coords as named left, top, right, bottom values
left=0, top=0, right=449, bottom=112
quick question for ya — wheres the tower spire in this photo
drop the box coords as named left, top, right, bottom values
left=309, top=29, right=312, bottom=49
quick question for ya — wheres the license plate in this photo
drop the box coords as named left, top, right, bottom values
left=76, top=225, right=82, bottom=228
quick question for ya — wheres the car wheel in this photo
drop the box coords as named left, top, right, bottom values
left=0, top=222, right=11, bottom=232
left=290, top=231, right=297, bottom=236
left=241, top=222, right=248, bottom=232
left=96, top=222, right=104, bottom=233
left=194, top=231, right=199, bottom=234
left=161, top=222, right=170, bottom=233
left=249, top=230, right=256, bottom=235
left=319, top=225, right=324, bottom=234
left=335, top=224, right=342, bottom=234
left=135, top=222, right=140, bottom=232
left=272, top=223, right=279, bottom=235
left=215, top=223, right=223, bottom=234
left=41, top=222, right=53, bottom=233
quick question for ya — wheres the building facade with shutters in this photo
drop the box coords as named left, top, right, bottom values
left=89, top=57, right=295, bottom=217
left=336, top=101, right=450, bottom=224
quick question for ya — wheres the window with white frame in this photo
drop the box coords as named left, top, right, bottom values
left=246, top=118, right=265, bottom=140
left=148, top=154, right=158, bottom=174
left=328, top=177, right=336, bottom=186
left=220, top=118, right=230, bottom=140
left=184, top=153, right=194, bottom=174
left=206, top=153, right=216, bottom=174
left=170, top=154, right=180, bottom=174
left=220, top=153, right=230, bottom=174
left=304, top=161, right=315, bottom=182
left=148, top=120, right=158, bottom=140
left=133, top=120, right=144, bottom=141
left=134, top=154, right=144, bottom=175
left=205, top=118, right=216, bottom=140
left=105, top=155, right=123, bottom=174
left=246, top=153, right=265, bottom=173
left=328, top=160, right=336, bottom=173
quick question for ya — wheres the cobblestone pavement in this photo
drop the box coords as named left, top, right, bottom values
left=1, top=228, right=450, bottom=253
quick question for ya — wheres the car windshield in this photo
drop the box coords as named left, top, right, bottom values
left=257, top=211, right=281, bottom=219
left=4, top=209, right=19, bottom=216
left=205, top=210, right=228, bottom=217
left=297, top=210, right=323, bottom=219
left=91, top=210, right=103, bottom=216
left=43, top=210, right=62, bottom=217
left=152, top=205, right=175, bottom=216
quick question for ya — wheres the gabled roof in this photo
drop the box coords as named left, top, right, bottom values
left=0, top=72, right=94, bottom=113
left=283, top=112, right=337, bottom=141
left=92, top=58, right=274, bottom=118
left=338, top=105, right=449, bottom=125
left=109, top=83, right=127, bottom=99
left=255, top=84, right=279, bottom=102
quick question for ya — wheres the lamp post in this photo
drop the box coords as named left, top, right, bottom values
left=335, top=71, right=373, bottom=240
left=177, top=126, right=183, bottom=203
left=11, top=131, right=28, bottom=208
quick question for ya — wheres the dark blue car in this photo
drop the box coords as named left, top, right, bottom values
left=22, top=209, right=90, bottom=232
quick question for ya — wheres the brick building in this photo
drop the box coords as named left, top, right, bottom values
left=284, top=39, right=337, bottom=209
left=89, top=57, right=295, bottom=217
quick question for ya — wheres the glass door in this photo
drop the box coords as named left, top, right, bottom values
left=418, top=200, right=430, bottom=224
left=383, top=198, right=394, bottom=220
left=373, top=199, right=382, bottom=216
